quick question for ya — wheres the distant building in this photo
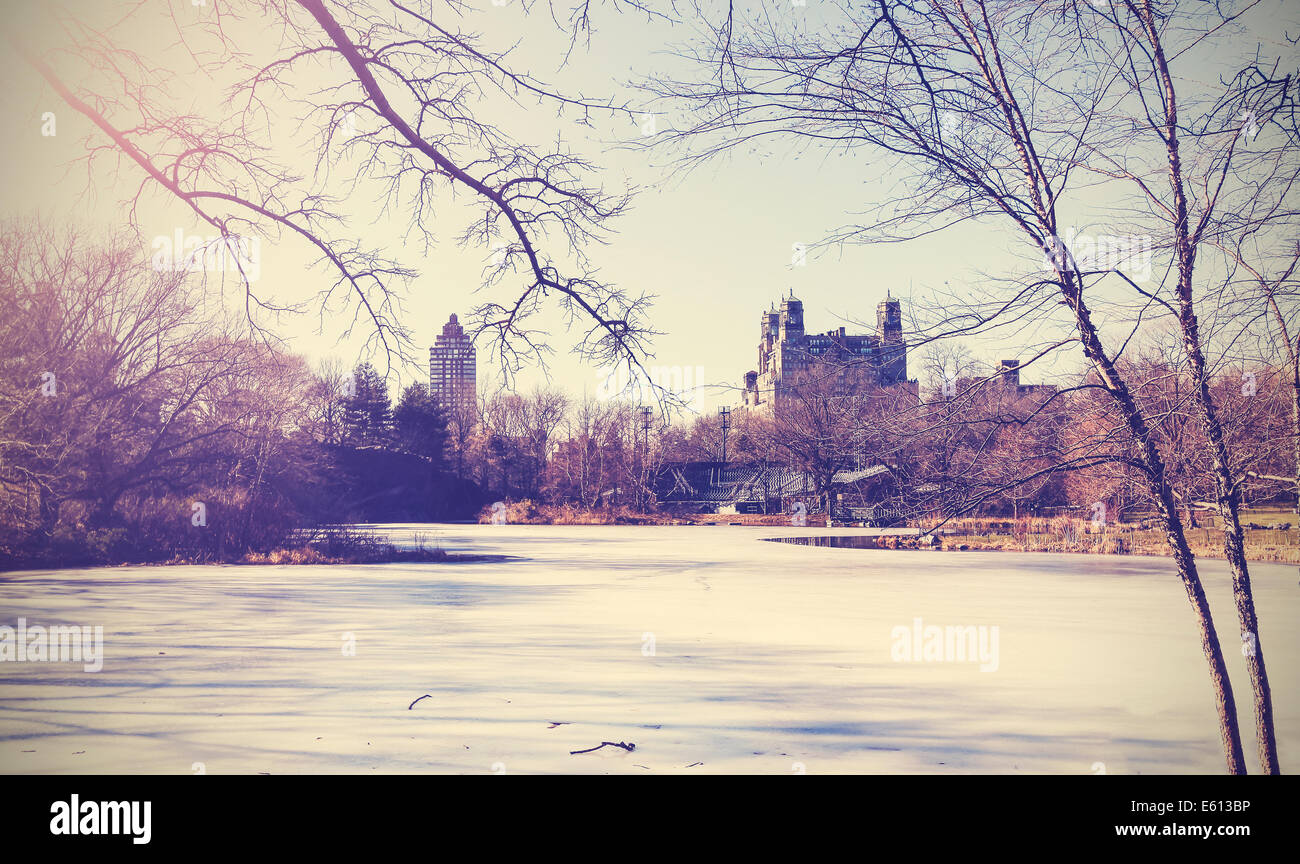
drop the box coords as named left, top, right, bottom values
left=429, top=313, right=477, bottom=417
left=741, top=291, right=912, bottom=413
left=655, top=462, right=816, bottom=513
left=996, top=359, right=1055, bottom=398
left=653, top=460, right=904, bottom=521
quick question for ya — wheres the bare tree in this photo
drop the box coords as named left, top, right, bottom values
left=1217, top=239, right=1300, bottom=513
left=12, top=0, right=656, bottom=380
left=646, top=0, right=1299, bottom=772
left=0, top=220, right=262, bottom=531
left=1080, top=0, right=1297, bottom=773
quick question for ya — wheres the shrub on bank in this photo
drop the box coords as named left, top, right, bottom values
left=476, top=499, right=664, bottom=525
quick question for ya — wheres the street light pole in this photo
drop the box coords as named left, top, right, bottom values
left=719, top=406, right=730, bottom=466
left=639, top=406, right=651, bottom=510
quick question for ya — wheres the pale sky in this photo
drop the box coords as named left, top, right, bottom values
left=2, top=0, right=1295, bottom=414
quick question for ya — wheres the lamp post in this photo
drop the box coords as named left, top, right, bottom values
left=719, top=406, right=730, bottom=466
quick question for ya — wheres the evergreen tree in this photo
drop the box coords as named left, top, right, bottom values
left=393, top=383, right=448, bottom=465
left=340, top=362, right=391, bottom=448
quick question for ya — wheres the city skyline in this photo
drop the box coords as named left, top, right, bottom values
left=4, top=1, right=1258, bottom=411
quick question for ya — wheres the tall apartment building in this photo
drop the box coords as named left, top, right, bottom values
left=741, top=291, right=911, bottom=413
left=429, top=313, right=477, bottom=418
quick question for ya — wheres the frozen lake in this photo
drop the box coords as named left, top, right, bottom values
left=1, top=524, right=1296, bottom=774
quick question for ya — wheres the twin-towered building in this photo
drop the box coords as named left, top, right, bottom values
left=741, top=291, right=912, bottom=412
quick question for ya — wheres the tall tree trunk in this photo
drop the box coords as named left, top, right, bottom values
left=1179, top=322, right=1280, bottom=773
left=239, top=440, right=269, bottom=552
left=1060, top=270, right=1247, bottom=773
left=1138, top=0, right=1278, bottom=772
left=1156, top=494, right=1247, bottom=773
left=37, top=485, right=59, bottom=535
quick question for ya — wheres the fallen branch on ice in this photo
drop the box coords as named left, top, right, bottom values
left=570, top=741, right=636, bottom=755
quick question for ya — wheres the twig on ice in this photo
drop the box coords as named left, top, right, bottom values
left=570, top=741, right=636, bottom=755
left=408, top=694, right=432, bottom=710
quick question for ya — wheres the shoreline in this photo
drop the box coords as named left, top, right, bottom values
left=5, top=521, right=1296, bottom=571
left=0, top=543, right=512, bottom=573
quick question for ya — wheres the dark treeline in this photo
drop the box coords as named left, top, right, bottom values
left=0, top=223, right=484, bottom=569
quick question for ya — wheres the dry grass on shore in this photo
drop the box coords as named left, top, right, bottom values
left=243, top=528, right=485, bottom=565
left=241, top=545, right=453, bottom=565
left=920, top=514, right=1299, bottom=563
left=476, top=501, right=829, bottom=526
left=474, top=503, right=1299, bottom=563
left=477, top=500, right=666, bottom=525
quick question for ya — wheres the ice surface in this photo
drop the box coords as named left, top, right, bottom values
left=0, top=525, right=1295, bottom=774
